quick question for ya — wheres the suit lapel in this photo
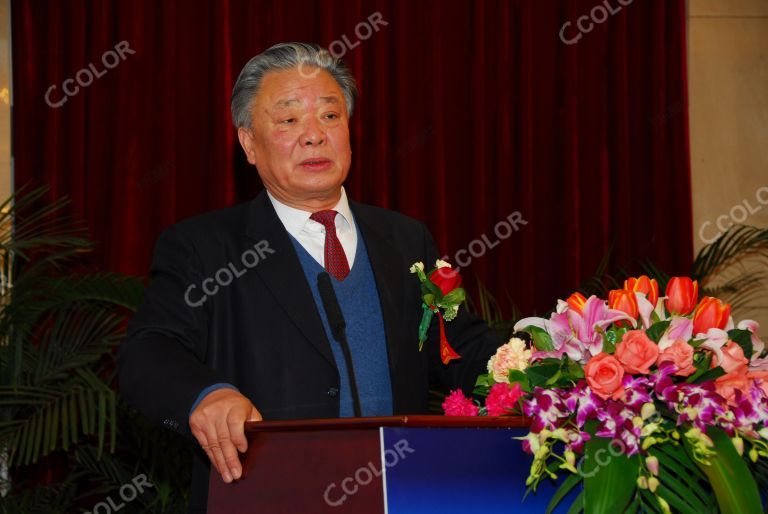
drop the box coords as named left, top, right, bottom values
left=243, top=191, right=336, bottom=366
left=352, top=203, right=407, bottom=374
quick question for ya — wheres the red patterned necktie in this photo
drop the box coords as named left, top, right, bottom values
left=310, top=210, right=350, bottom=281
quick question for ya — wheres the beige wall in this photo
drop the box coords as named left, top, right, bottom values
left=688, top=0, right=768, bottom=328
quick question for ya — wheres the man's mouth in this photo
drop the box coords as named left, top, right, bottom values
left=299, top=158, right=333, bottom=170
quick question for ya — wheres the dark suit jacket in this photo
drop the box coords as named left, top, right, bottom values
left=117, top=190, right=502, bottom=511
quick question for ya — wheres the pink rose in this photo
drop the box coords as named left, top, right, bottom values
left=442, top=390, right=478, bottom=416
left=615, top=330, right=659, bottom=374
left=585, top=353, right=625, bottom=400
left=656, top=338, right=696, bottom=377
left=715, top=370, right=750, bottom=406
left=485, top=383, right=524, bottom=416
left=712, top=341, right=748, bottom=374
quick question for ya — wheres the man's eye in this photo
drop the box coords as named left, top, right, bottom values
left=323, top=113, right=338, bottom=120
left=280, top=118, right=296, bottom=124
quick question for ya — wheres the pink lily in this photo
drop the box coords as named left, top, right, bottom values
left=515, top=295, right=633, bottom=364
left=698, top=328, right=729, bottom=364
left=658, top=316, right=694, bottom=351
left=635, top=292, right=655, bottom=329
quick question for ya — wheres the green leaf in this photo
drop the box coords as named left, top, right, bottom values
left=689, top=367, right=726, bottom=384
left=508, top=369, right=531, bottom=392
left=649, top=445, right=711, bottom=504
left=692, top=427, right=763, bottom=514
left=656, top=480, right=704, bottom=514
left=474, top=374, right=493, bottom=389
left=527, top=363, right=561, bottom=388
left=527, top=326, right=555, bottom=351
left=546, top=472, right=582, bottom=514
left=566, top=489, right=584, bottom=514
left=582, top=436, right=639, bottom=514
left=564, top=358, right=586, bottom=381
left=473, top=374, right=493, bottom=396
left=639, top=489, right=666, bottom=513
left=440, top=287, right=466, bottom=305
left=728, top=328, right=753, bottom=360
left=545, top=370, right=563, bottom=386
left=646, top=320, right=672, bottom=343
left=420, top=280, right=442, bottom=302
left=686, top=353, right=714, bottom=383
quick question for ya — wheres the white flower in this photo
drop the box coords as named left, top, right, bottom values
left=443, top=304, right=459, bottom=322
left=435, top=259, right=451, bottom=269
left=699, top=328, right=729, bottom=363
left=486, top=337, right=532, bottom=382
left=409, top=262, right=424, bottom=274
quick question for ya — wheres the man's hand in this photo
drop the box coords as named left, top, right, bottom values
left=189, top=388, right=262, bottom=483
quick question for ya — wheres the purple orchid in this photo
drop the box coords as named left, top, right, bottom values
left=524, top=388, right=570, bottom=433
left=621, top=375, right=653, bottom=410
left=565, top=429, right=591, bottom=453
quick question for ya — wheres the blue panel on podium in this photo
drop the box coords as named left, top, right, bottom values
left=381, top=427, right=576, bottom=514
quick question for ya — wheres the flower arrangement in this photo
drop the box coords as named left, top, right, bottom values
left=444, top=275, right=767, bottom=513
left=410, top=260, right=465, bottom=364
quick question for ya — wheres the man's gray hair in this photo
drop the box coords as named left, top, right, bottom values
left=231, top=42, right=358, bottom=129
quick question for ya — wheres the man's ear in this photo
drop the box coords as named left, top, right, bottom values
left=237, top=127, right=258, bottom=165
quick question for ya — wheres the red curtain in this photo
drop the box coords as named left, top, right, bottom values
left=12, top=0, right=692, bottom=317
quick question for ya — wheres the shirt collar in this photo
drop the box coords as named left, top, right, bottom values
left=266, top=187, right=355, bottom=236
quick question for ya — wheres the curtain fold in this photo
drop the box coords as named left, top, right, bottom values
left=12, top=0, right=693, bottom=317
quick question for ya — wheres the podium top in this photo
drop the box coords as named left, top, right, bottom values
left=244, top=415, right=529, bottom=432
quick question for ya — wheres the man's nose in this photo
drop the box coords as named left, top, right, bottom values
left=299, top=119, right=326, bottom=147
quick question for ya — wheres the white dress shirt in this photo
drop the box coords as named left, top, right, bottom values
left=267, top=187, right=357, bottom=268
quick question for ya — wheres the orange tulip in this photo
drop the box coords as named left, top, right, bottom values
left=609, top=289, right=639, bottom=326
left=665, top=277, right=698, bottom=315
left=692, top=296, right=731, bottom=335
left=624, top=275, right=659, bottom=307
left=567, top=292, right=588, bottom=314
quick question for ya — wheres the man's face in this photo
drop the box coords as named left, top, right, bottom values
left=238, top=67, right=352, bottom=209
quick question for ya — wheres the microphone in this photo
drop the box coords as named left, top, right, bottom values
left=317, top=272, right=362, bottom=417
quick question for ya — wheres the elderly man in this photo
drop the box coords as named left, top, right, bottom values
left=118, top=42, right=502, bottom=512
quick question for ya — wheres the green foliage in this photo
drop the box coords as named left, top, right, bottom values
left=582, top=437, right=640, bottom=514
left=525, top=357, right=584, bottom=389
left=692, top=225, right=768, bottom=313
left=546, top=472, right=581, bottom=514
left=692, top=428, right=763, bottom=514
left=0, top=187, right=193, bottom=512
left=728, top=328, right=754, bottom=359
left=686, top=352, right=716, bottom=383
left=527, top=326, right=554, bottom=352
left=649, top=442, right=717, bottom=514
left=600, top=326, right=628, bottom=354
left=645, top=320, right=671, bottom=343
left=575, top=225, right=768, bottom=320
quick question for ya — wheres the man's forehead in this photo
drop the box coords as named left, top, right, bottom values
left=271, top=95, right=340, bottom=110
left=259, top=68, right=344, bottom=110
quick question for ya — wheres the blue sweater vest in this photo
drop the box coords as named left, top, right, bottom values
left=289, top=229, right=393, bottom=417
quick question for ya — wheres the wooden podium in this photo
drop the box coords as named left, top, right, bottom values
left=207, top=415, right=571, bottom=513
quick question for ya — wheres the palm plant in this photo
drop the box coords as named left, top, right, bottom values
left=0, top=187, right=192, bottom=513
left=576, top=225, right=768, bottom=320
